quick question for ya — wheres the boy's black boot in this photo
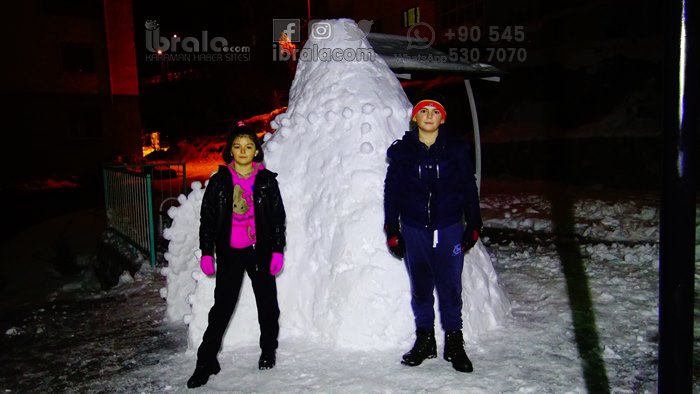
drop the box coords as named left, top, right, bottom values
left=258, top=349, right=276, bottom=370
left=443, top=330, right=473, bottom=373
left=187, top=360, right=221, bottom=389
left=401, top=328, right=437, bottom=366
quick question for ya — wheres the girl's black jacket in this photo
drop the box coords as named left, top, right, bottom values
left=384, top=128, right=483, bottom=232
left=199, top=165, right=286, bottom=270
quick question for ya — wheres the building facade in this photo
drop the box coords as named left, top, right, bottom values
left=4, top=0, right=142, bottom=186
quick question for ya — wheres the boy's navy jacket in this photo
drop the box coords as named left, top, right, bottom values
left=384, top=128, right=483, bottom=232
left=199, top=165, right=286, bottom=271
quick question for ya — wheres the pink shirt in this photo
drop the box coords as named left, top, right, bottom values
left=227, top=163, right=263, bottom=249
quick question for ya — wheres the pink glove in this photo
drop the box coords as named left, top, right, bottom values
left=270, top=253, right=284, bottom=275
left=200, top=255, right=215, bottom=276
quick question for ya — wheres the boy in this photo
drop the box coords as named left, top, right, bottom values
left=383, top=94, right=482, bottom=373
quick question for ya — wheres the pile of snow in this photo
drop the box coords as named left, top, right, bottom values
left=482, top=195, right=660, bottom=242
left=162, top=19, right=510, bottom=353
left=161, top=188, right=206, bottom=322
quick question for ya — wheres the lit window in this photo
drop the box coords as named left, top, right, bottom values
left=402, top=7, right=420, bottom=27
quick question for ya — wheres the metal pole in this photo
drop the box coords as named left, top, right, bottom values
left=464, top=79, right=482, bottom=194
left=102, top=168, right=109, bottom=222
left=658, top=0, right=697, bottom=392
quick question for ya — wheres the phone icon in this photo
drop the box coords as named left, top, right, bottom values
left=407, top=22, right=435, bottom=49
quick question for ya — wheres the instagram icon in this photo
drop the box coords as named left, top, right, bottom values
left=309, top=20, right=332, bottom=40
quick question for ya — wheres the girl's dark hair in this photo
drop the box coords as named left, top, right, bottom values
left=223, top=124, right=264, bottom=163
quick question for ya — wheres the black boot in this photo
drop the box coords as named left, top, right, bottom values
left=258, top=349, right=276, bottom=370
left=401, top=328, right=437, bottom=366
left=443, top=330, right=473, bottom=373
left=186, top=360, right=221, bottom=389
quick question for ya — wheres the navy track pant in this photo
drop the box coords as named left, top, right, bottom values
left=401, top=221, right=465, bottom=331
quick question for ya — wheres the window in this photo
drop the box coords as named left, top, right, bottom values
left=402, top=6, right=420, bottom=27
left=63, top=43, right=96, bottom=74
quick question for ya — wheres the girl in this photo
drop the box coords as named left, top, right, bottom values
left=187, top=123, right=286, bottom=389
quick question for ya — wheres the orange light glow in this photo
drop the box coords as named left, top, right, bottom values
left=143, top=131, right=170, bottom=157
left=278, top=32, right=297, bottom=53
left=142, top=145, right=170, bottom=157
left=151, top=132, right=162, bottom=150
left=240, top=107, right=288, bottom=138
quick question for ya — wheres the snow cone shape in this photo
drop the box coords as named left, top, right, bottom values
left=165, top=19, right=510, bottom=352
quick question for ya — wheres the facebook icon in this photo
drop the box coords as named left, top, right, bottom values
left=272, top=19, right=300, bottom=42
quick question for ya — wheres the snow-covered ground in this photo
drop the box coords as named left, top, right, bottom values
left=1, top=183, right=679, bottom=393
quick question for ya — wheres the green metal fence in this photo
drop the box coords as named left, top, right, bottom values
left=103, top=163, right=187, bottom=268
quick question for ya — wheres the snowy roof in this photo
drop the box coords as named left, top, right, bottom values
left=365, top=32, right=504, bottom=79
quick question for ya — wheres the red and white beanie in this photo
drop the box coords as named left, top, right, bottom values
left=411, top=99, right=447, bottom=122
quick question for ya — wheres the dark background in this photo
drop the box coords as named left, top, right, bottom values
left=131, top=0, right=669, bottom=191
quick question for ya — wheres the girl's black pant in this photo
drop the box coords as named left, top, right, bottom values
left=196, top=245, right=280, bottom=366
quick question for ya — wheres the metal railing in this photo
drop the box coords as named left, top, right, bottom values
left=103, top=163, right=186, bottom=267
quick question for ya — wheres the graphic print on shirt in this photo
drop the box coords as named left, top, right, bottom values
left=232, top=184, right=250, bottom=215
left=231, top=183, right=256, bottom=246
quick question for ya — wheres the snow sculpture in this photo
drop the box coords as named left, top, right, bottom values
left=163, top=19, right=510, bottom=352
